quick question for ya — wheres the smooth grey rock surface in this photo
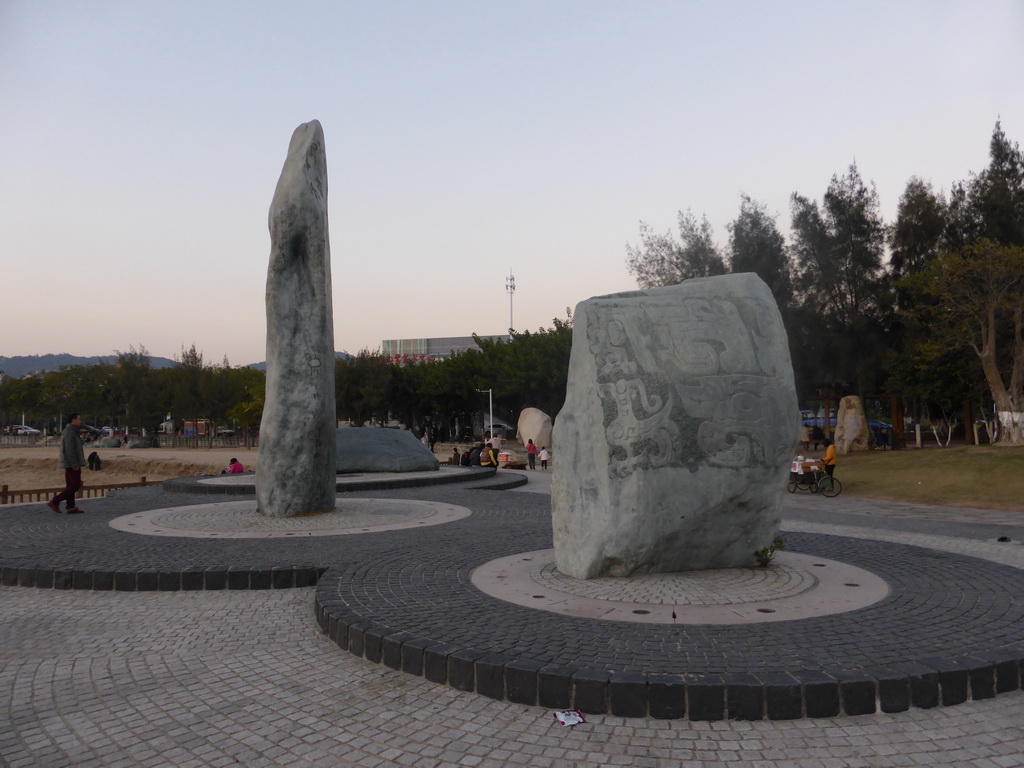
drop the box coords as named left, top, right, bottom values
left=516, top=407, right=553, bottom=451
left=257, top=120, right=336, bottom=518
left=835, top=395, right=870, bottom=455
left=551, top=273, right=800, bottom=578
left=336, top=428, right=439, bottom=473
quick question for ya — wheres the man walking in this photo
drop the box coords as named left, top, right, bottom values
left=48, top=413, right=86, bottom=514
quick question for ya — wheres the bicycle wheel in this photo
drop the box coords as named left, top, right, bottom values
left=820, top=476, right=842, bottom=497
left=787, top=480, right=797, bottom=493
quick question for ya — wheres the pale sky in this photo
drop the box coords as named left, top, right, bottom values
left=2, top=1, right=1022, bottom=366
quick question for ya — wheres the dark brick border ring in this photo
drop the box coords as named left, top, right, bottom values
left=314, top=530, right=1024, bottom=721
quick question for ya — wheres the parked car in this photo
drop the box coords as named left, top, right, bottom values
left=484, top=421, right=513, bottom=439
left=80, top=424, right=103, bottom=437
left=11, top=425, right=41, bottom=435
left=216, top=427, right=235, bottom=437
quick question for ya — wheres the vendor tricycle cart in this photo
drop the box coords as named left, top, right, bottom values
left=787, top=458, right=842, bottom=497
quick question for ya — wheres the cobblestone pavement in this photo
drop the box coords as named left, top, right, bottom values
left=2, top=585, right=1024, bottom=768
left=3, top=480, right=1024, bottom=766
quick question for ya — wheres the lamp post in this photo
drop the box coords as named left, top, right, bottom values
left=505, top=269, right=515, bottom=341
left=476, top=388, right=493, bottom=440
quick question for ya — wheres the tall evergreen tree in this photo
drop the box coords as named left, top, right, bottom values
left=790, top=163, right=892, bottom=395
left=626, top=210, right=726, bottom=288
left=973, top=121, right=1024, bottom=246
left=114, top=345, right=164, bottom=436
left=890, top=177, right=947, bottom=283
left=791, top=163, right=888, bottom=325
left=728, top=195, right=793, bottom=310
left=946, top=121, right=1024, bottom=249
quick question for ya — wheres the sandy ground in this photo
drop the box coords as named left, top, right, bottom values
left=0, top=442, right=525, bottom=491
left=0, top=445, right=259, bottom=491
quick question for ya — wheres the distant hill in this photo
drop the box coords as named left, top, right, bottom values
left=0, top=354, right=178, bottom=378
left=0, top=352, right=354, bottom=377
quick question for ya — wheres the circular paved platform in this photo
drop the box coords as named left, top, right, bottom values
left=314, top=515, right=1024, bottom=721
left=162, top=464, right=527, bottom=495
left=109, top=498, right=472, bottom=538
left=4, top=482, right=1024, bottom=722
left=469, top=548, right=889, bottom=624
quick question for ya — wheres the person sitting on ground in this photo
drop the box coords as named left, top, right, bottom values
left=460, top=448, right=471, bottom=466
left=479, top=441, right=498, bottom=468
left=468, top=444, right=482, bottom=466
left=227, top=458, right=244, bottom=474
left=87, top=451, right=102, bottom=471
left=450, top=447, right=461, bottom=465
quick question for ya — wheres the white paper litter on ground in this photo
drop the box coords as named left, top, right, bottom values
left=553, top=710, right=586, bottom=727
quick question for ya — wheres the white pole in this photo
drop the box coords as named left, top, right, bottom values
left=506, top=270, right=515, bottom=341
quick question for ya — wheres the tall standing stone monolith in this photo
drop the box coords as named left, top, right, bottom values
left=551, top=273, right=800, bottom=578
left=256, top=120, right=337, bottom=518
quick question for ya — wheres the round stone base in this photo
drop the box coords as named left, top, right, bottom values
left=470, top=549, right=889, bottom=624
left=109, top=499, right=472, bottom=539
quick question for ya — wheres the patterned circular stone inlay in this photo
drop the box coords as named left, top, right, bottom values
left=532, top=558, right=816, bottom=604
left=471, top=548, right=890, bottom=624
left=109, top=498, right=473, bottom=539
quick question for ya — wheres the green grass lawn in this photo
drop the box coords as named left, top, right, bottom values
left=826, top=444, right=1024, bottom=510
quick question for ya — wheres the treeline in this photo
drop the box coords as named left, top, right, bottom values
left=0, top=346, right=265, bottom=438
left=626, top=122, right=1024, bottom=443
left=0, top=320, right=574, bottom=442
left=336, top=317, right=573, bottom=440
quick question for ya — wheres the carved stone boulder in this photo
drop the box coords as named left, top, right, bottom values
left=551, top=273, right=800, bottom=578
left=835, top=396, right=870, bottom=455
left=516, top=407, right=553, bottom=452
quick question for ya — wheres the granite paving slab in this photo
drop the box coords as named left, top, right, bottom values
left=5, top=586, right=1024, bottom=766
left=4, top=483, right=1024, bottom=721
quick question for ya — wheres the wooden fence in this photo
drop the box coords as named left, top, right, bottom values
left=1, top=478, right=150, bottom=505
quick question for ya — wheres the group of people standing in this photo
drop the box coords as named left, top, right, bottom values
left=524, top=438, right=549, bottom=470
